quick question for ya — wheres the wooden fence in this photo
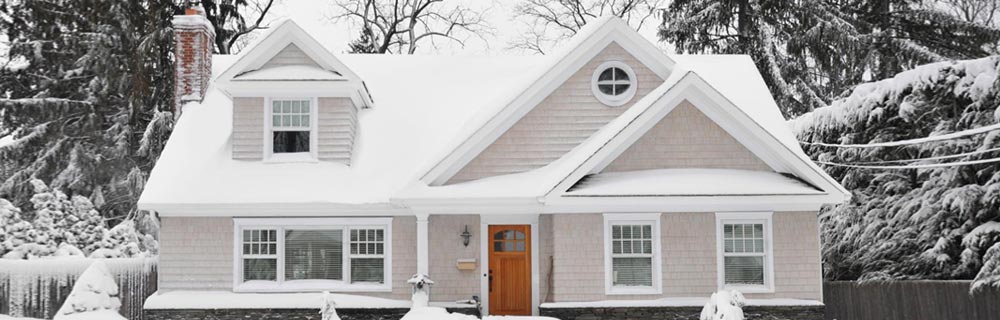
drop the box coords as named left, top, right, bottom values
left=824, top=280, right=1000, bottom=320
left=0, top=258, right=157, bottom=320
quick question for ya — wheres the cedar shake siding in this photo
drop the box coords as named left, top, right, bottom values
left=260, top=44, right=321, bottom=70
left=230, top=97, right=357, bottom=164
left=448, top=42, right=665, bottom=183
left=547, top=212, right=823, bottom=302
left=232, top=97, right=264, bottom=160
left=604, top=100, right=771, bottom=172
left=318, top=97, right=358, bottom=164
left=157, top=216, right=416, bottom=300
left=428, top=215, right=481, bottom=301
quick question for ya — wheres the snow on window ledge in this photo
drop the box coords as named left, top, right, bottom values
left=606, top=285, right=660, bottom=295
left=234, top=279, right=391, bottom=293
left=720, top=283, right=774, bottom=294
left=264, top=152, right=318, bottom=163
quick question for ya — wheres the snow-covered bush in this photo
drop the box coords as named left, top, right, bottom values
left=319, top=291, right=341, bottom=320
left=699, top=290, right=745, bottom=320
left=0, top=180, right=156, bottom=259
left=53, top=260, right=126, bottom=320
left=792, top=56, right=1000, bottom=286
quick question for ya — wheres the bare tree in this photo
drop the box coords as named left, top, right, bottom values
left=939, top=0, right=1000, bottom=27
left=509, top=0, right=663, bottom=54
left=198, top=0, right=277, bottom=54
left=332, top=0, right=492, bottom=54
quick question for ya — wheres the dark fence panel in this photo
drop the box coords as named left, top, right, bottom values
left=824, top=280, right=1000, bottom=320
left=0, top=258, right=157, bottom=320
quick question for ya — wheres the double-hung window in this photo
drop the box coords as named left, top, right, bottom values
left=234, top=218, right=392, bottom=292
left=603, top=213, right=662, bottom=295
left=716, top=212, right=774, bottom=292
left=269, top=98, right=314, bottom=157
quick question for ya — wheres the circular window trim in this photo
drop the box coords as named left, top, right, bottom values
left=591, top=61, right=638, bottom=107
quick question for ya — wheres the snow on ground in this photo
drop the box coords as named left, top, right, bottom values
left=399, top=307, right=558, bottom=320
left=0, top=316, right=43, bottom=320
left=143, top=291, right=474, bottom=309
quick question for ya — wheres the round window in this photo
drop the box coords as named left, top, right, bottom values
left=591, top=61, right=637, bottom=107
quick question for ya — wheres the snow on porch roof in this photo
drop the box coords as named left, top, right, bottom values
left=564, top=168, right=825, bottom=197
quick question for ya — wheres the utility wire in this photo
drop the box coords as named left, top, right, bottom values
left=832, top=146, right=1000, bottom=165
left=817, top=157, right=1000, bottom=169
left=800, top=123, right=1000, bottom=148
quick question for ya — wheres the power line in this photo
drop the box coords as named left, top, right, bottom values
left=817, top=157, right=1000, bottom=169
left=835, top=146, right=1000, bottom=165
left=800, top=123, right=1000, bottom=148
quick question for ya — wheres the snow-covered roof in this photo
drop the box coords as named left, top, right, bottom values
left=139, top=54, right=544, bottom=212
left=139, top=18, right=846, bottom=215
left=565, top=169, right=824, bottom=197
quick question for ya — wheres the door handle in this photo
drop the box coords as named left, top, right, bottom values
left=488, top=269, right=493, bottom=293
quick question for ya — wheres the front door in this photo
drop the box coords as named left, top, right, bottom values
left=488, top=225, right=531, bottom=315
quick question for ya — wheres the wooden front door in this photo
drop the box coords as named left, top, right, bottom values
left=488, top=225, right=531, bottom=315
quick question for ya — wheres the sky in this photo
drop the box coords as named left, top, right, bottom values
left=245, top=0, right=670, bottom=56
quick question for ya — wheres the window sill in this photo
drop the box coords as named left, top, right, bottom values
left=606, top=285, right=661, bottom=295
left=234, top=280, right=392, bottom=293
left=264, top=152, right=318, bottom=163
left=721, top=284, right=774, bottom=294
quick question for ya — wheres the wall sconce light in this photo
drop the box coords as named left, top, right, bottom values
left=461, top=225, right=472, bottom=247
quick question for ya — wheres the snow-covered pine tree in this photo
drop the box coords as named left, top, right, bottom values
left=90, top=220, right=146, bottom=259
left=790, top=56, right=1000, bottom=286
left=0, top=198, right=22, bottom=256
left=0, top=0, right=176, bottom=223
left=660, top=0, right=1000, bottom=117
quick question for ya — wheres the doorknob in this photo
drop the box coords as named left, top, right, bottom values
left=488, top=269, right=493, bottom=293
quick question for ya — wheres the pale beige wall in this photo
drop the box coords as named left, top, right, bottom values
left=159, top=217, right=234, bottom=291
left=317, top=97, right=357, bottom=164
left=427, top=215, right=481, bottom=301
left=158, top=216, right=415, bottom=299
left=539, top=214, right=554, bottom=303
left=261, top=44, right=320, bottom=69
left=232, top=97, right=264, bottom=160
left=449, top=42, right=665, bottom=183
left=547, top=212, right=823, bottom=302
left=604, top=101, right=771, bottom=172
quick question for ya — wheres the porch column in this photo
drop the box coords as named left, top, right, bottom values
left=416, top=213, right=430, bottom=275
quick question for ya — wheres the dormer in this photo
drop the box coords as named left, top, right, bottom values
left=215, top=20, right=372, bottom=164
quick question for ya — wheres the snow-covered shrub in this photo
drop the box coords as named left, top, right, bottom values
left=90, top=220, right=144, bottom=259
left=700, top=290, right=745, bottom=320
left=1, top=198, right=50, bottom=259
left=53, top=260, right=126, bottom=320
left=792, top=57, right=1000, bottom=286
left=319, top=291, right=341, bottom=320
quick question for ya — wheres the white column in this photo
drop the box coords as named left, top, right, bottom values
left=416, top=213, right=430, bottom=276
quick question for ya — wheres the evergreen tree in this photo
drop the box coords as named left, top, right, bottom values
left=791, top=56, right=1000, bottom=284
left=0, top=0, right=176, bottom=223
left=348, top=26, right=379, bottom=54
left=660, top=0, right=1000, bottom=117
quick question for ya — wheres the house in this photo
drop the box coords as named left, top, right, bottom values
left=139, top=6, right=848, bottom=320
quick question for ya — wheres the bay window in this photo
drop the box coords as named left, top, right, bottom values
left=715, top=212, right=774, bottom=293
left=234, top=218, right=392, bottom=292
left=603, top=213, right=662, bottom=295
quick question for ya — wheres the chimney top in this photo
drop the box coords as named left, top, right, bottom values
left=184, top=2, right=207, bottom=17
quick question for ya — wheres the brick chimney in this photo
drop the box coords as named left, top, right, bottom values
left=172, top=3, right=215, bottom=114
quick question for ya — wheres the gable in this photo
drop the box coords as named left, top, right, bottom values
left=603, top=100, right=771, bottom=173
left=260, top=44, right=322, bottom=70
left=447, top=42, right=665, bottom=183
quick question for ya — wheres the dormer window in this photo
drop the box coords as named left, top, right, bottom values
left=592, top=61, right=638, bottom=107
left=267, top=98, right=317, bottom=161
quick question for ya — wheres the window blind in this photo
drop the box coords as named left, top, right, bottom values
left=285, top=229, right=343, bottom=281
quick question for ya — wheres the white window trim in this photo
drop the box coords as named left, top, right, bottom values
left=591, top=61, right=638, bottom=107
left=715, top=212, right=775, bottom=293
left=232, top=217, right=393, bottom=293
left=603, top=213, right=662, bottom=295
left=263, top=97, right=319, bottom=163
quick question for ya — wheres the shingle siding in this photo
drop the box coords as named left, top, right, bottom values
left=232, top=97, right=264, bottom=160
left=448, top=42, right=664, bottom=183
left=428, top=215, right=480, bottom=301
left=603, top=100, right=771, bottom=172
left=318, top=97, right=357, bottom=164
left=547, top=212, right=822, bottom=302
left=157, top=216, right=415, bottom=299
left=260, top=44, right=320, bottom=70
